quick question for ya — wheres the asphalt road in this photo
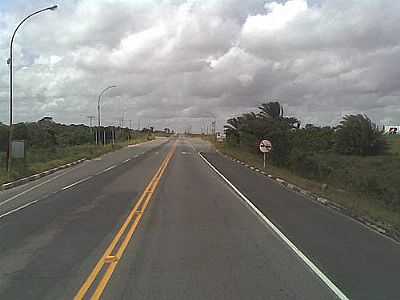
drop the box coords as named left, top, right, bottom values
left=0, top=136, right=398, bottom=299
left=202, top=144, right=400, bottom=300
left=0, top=138, right=168, bottom=217
left=0, top=138, right=169, bottom=299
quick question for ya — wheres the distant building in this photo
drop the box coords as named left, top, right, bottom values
left=384, top=125, right=400, bottom=134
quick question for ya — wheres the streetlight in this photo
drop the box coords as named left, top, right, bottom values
left=97, top=85, right=117, bottom=145
left=6, top=5, right=58, bottom=173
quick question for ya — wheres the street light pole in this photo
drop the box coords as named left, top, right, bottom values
left=97, top=85, right=116, bottom=145
left=6, top=5, right=58, bottom=173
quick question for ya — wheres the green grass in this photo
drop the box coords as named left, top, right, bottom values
left=213, top=142, right=400, bottom=233
left=0, top=136, right=151, bottom=185
left=385, top=135, right=400, bottom=156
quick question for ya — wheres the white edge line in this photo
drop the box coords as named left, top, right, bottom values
left=1, top=175, right=93, bottom=219
left=102, top=165, right=117, bottom=173
left=0, top=199, right=39, bottom=219
left=0, top=149, right=146, bottom=218
left=61, top=176, right=92, bottom=191
left=198, top=152, right=349, bottom=300
left=0, top=163, right=87, bottom=208
left=123, top=158, right=131, bottom=163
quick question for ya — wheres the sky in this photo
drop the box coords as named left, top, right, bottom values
left=0, top=0, right=400, bottom=132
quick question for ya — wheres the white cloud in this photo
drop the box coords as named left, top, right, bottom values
left=243, top=0, right=308, bottom=34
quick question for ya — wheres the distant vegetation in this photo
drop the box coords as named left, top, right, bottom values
left=221, top=101, right=399, bottom=228
left=0, top=117, right=170, bottom=152
left=0, top=117, right=172, bottom=184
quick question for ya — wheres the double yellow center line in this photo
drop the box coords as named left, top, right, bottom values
left=74, top=142, right=177, bottom=300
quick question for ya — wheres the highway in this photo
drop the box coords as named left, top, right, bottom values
left=0, top=137, right=399, bottom=299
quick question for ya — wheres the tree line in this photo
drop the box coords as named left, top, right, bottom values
left=224, top=101, right=386, bottom=164
left=224, top=102, right=400, bottom=210
left=0, top=117, right=163, bottom=153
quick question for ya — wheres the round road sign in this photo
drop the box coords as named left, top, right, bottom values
left=259, top=139, right=272, bottom=153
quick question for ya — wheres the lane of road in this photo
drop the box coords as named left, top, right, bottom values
left=201, top=141, right=400, bottom=300
left=0, top=139, right=172, bottom=299
left=74, top=141, right=177, bottom=300
left=0, top=138, right=168, bottom=217
left=100, top=138, right=337, bottom=300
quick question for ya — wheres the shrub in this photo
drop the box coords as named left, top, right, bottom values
left=335, top=114, right=385, bottom=156
left=290, top=125, right=335, bottom=153
left=289, top=151, right=332, bottom=179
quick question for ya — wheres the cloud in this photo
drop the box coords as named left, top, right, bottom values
left=243, top=0, right=308, bottom=34
left=1, top=0, right=400, bottom=132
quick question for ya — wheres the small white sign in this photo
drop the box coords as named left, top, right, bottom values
left=384, top=125, right=400, bottom=135
left=11, top=140, right=25, bottom=158
left=259, top=139, right=272, bottom=153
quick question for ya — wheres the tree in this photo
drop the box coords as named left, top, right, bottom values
left=259, top=102, right=300, bottom=129
left=224, top=117, right=241, bottom=145
left=258, top=102, right=283, bottom=120
left=223, top=102, right=296, bottom=165
left=239, top=113, right=268, bottom=149
left=291, top=125, right=335, bottom=153
left=335, top=114, right=385, bottom=156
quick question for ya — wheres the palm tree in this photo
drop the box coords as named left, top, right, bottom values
left=258, top=101, right=300, bottom=128
left=242, top=112, right=258, bottom=121
left=285, top=116, right=301, bottom=129
left=258, top=102, right=283, bottom=120
left=224, top=117, right=241, bottom=144
left=335, top=114, right=385, bottom=155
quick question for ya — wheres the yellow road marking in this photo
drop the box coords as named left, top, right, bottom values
left=74, top=142, right=176, bottom=300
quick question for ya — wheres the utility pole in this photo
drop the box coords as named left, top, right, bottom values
left=115, top=119, right=121, bottom=142
left=121, top=112, right=125, bottom=128
left=129, top=120, right=133, bottom=143
left=211, top=119, right=216, bottom=142
left=87, top=116, right=95, bottom=131
left=211, top=120, right=216, bottom=135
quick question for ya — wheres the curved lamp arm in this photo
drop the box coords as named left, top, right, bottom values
left=97, top=85, right=117, bottom=128
left=97, top=85, right=117, bottom=106
left=9, top=5, right=58, bottom=63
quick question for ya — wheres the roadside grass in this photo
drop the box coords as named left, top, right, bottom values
left=0, top=136, right=151, bottom=185
left=385, top=135, right=400, bottom=156
left=211, top=141, right=400, bottom=233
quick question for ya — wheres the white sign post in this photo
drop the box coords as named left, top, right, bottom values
left=259, top=139, right=272, bottom=169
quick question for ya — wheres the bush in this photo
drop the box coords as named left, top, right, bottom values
left=335, top=114, right=386, bottom=156
left=289, top=150, right=332, bottom=180
left=269, top=123, right=292, bottom=166
left=290, top=125, right=335, bottom=153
